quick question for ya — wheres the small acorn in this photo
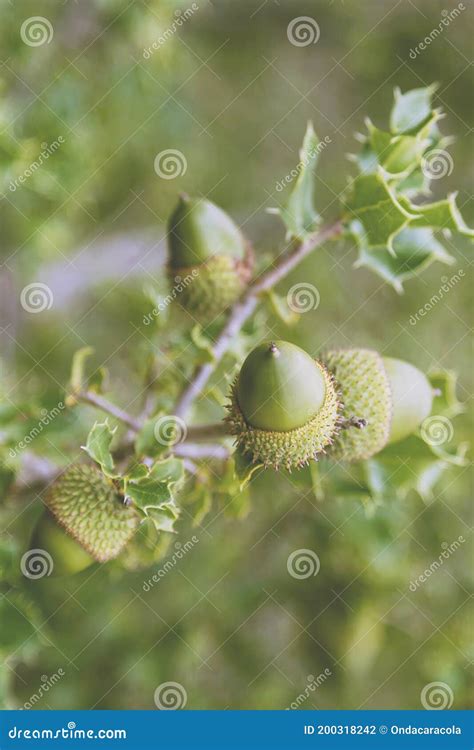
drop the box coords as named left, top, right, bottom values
left=323, top=348, right=392, bottom=462
left=45, top=464, right=140, bottom=564
left=31, top=512, right=95, bottom=576
left=227, top=341, right=341, bottom=470
left=167, top=194, right=254, bottom=319
left=382, top=357, right=433, bottom=444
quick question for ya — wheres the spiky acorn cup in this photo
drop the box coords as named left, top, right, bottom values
left=323, top=349, right=392, bottom=461
left=45, top=464, right=140, bottom=564
left=227, top=341, right=341, bottom=470
left=167, top=195, right=254, bottom=320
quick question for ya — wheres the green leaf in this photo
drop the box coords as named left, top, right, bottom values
left=429, top=370, right=465, bottom=419
left=270, top=122, right=323, bottom=239
left=126, top=478, right=173, bottom=510
left=125, top=457, right=184, bottom=533
left=366, top=119, right=430, bottom=177
left=82, top=420, right=118, bottom=477
left=403, top=193, right=474, bottom=237
left=390, top=84, right=438, bottom=134
left=135, top=419, right=168, bottom=459
left=353, top=224, right=454, bottom=293
left=342, top=170, right=415, bottom=252
left=265, top=290, right=299, bottom=326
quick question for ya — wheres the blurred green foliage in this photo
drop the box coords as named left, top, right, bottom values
left=0, top=0, right=472, bottom=710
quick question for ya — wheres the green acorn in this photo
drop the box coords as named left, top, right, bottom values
left=168, top=194, right=254, bottom=319
left=227, top=341, right=341, bottom=470
left=382, top=357, right=433, bottom=444
left=45, top=464, right=140, bottom=563
left=323, top=349, right=392, bottom=461
left=31, top=512, right=95, bottom=576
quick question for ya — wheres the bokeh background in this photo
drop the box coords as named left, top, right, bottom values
left=0, top=0, right=472, bottom=710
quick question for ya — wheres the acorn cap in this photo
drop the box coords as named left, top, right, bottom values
left=383, top=357, right=433, bottom=444
left=32, top=512, right=95, bottom=576
left=168, top=195, right=247, bottom=268
left=324, top=348, right=392, bottom=461
left=46, top=464, right=140, bottom=563
left=227, top=341, right=341, bottom=470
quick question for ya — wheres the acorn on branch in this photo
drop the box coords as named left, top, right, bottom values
left=228, top=341, right=434, bottom=470
left=167, top=194, right=254, bottom=320
left=40, top=464, right=140, bottom=570
left=227, top=341, right=341, bottom=470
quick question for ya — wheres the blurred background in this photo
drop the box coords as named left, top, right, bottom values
left=0, top=0, right=472, bottom=710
